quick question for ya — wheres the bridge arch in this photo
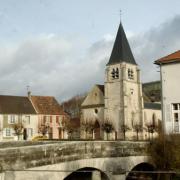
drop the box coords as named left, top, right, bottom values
left=126, top=162, right=156, bottom=180
left=64, top=167, right=110, bottom=180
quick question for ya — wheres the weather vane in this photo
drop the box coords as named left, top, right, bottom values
left=120, top=9, right=122, bottom=22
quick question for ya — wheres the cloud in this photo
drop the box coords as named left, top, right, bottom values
left=0, top=15, right=180, bottom=101
left=0, top=33, right=111, bottom=101
left=130, top=15, right=180, bottom=82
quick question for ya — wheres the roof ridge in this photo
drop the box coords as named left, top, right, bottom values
left=0, top=95, right=27, bottom=98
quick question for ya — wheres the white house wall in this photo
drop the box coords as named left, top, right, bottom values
left=161, top=63, right=180, bottom=133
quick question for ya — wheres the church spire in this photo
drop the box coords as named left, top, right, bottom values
left=107, top=23, right=137, bottom=65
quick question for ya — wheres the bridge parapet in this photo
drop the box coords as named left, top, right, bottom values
left=0, top=141, right=149, bottom=171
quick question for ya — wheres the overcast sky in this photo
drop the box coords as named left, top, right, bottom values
left=0, top=0, right=180, bottom=102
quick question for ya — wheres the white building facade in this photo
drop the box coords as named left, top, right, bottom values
left=155, top=50, right=180, bottom=134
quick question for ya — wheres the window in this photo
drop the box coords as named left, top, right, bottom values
left=9, top=115, right=16, bottom=124
left=25, top=116, right=30, bottom=124
left=111, top=68, right=119, bottom=79
left=172, top=103, right=180, bottom=133
left=5, top=128, right=11, bottom=136
left=130, top=89, right=134, bottom=95
left=27, top=128, right=33, bottom=137
left=50, top=116, right=52, bottom=123
left=173, top=104, right=179, bottom=110
left=56, top=116, right=59, bottom=124
left=128, top=69, right=134, bottom=80
left=115, top=68, right=119, bottom=78
left=94, top=109, right=98, bottom=114
left=43, top=116, right=50, bottom=124
left=111, top=68, right=115, bottom=79
left=174, top=113, right=178, bottom=122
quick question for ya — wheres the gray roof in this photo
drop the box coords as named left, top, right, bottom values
left=144, top=102, right=161, bottom=110
left=107, top=23, right=137, bottom=66
left=96, top=84, right=104, bottom=95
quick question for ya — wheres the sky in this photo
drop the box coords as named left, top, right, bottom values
left=0, top=0, right=180, bottom=102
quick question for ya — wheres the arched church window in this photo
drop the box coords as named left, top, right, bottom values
left=128, top=69, right=134, bottom=80
left=111, top=68, right=119, bottom=79
left=111, top=68, right=116, bottom=79
left=115, top=68, right=119, bottom=78
left=94, top=109, right=98, bottom=114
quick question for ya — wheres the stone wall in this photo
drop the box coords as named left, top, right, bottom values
left=0, top=141, right=151, bottom=180
left=0, top=141, right=149, bottom=170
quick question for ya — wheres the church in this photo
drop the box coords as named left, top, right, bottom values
left=81, top=22, right=161, bottom=140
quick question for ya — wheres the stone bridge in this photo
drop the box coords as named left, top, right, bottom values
left=0, top=141, right=154, bottom=180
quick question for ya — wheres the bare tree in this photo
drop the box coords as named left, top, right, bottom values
left=13, top=122, right=24, bottom=140
left=88, top=121, right=96, bottom=139
left=61, top=94, right=86, bottom=118
left=133, top=124, right=143, bottom=140
left=81, top=119, right=95, bottom=139
left=65, top=119, right=77, bottom=139
left=81, top=120, right=88, bottom=139
left=102, top=122, right=114, bottom=140
left=121, top=124, right=130, bottom=140
left=146, top=124, right=158, bottom=140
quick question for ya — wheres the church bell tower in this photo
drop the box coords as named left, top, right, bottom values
left=104, top=23, right=143, bottom=139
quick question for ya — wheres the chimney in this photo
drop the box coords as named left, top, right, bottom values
left=28, top=91, right=31, bottom=99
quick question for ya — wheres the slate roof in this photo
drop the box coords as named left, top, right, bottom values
left=155, top=50, right=180, bottom=65
left=107, top=23, right=137, bottom=65
left=144, top=102, right=161, bottom=110
left=30, top=96, right=63, bottom=115
left=96, top=84, right=104, bottom=95
left=0, top=95, right=36, bottom=114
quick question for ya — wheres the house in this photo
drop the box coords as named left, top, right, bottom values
left=0, top=95, right=38, bottom=141
left=0, top=93, right=70, bottom=141
left=81, top=22, right=161, bottom=140
left=29, top=93, right=70, bottom=139
left=155, top=50, right=180, bottom=134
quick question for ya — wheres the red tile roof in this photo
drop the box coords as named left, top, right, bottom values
left=30, top=96, right=63, bottom=115
left=155, top=50, right=180, bottom=65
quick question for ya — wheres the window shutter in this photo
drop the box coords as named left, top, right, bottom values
left=11, top=128, right=15, bottom=136
left=56, top=116, right=59, bottom=124
left=15, top=115, right=18, bottom=123
left=43, top=116, right=46, bottom=124
left=7, top=115, right=10, bottom=124
left=3, top=129, right=6, bottom=137
left=50, top=116, right=52, bottom=123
